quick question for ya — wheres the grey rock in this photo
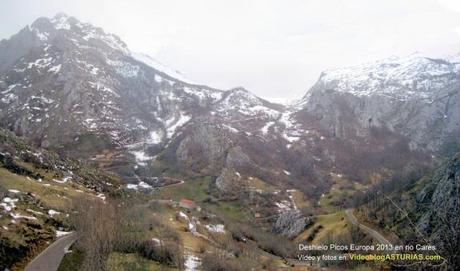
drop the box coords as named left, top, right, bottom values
left=273, top=210, right=312, bottom=239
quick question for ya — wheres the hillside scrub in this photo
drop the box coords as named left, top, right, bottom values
left=201, top=253, right=254, bottom=271
left=113, top=205, right=183, bottom=268
left=71, top=198, right=184, bottom=270
left=71, top=198, right=118, bottom=271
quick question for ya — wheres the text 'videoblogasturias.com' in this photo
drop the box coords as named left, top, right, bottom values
left=297, top=243, right=443, bottom=263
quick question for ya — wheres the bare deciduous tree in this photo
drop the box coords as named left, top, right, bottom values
left=72, top=197, right=119, bottom=271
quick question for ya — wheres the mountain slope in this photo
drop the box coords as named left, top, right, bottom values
left=0, top=127, right=120, bottom=270
left=0, top=14, right=281, bottom=156
left=356, top=153, right=460, bottom=270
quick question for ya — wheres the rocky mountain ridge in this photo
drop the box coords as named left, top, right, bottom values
left=298, top=53, right=460, bottom=151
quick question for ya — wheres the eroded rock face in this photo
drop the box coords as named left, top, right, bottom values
left=174, top=122, right=231, bottom=174
left=402, top=153, right=459, bottom=269
left=417, top=154, right=460, bottom=240
left=273, top=210, right=312, bottom=239
left=215, top=167, right=244, bottom=195
left=226, top=146, right=251, bottom=169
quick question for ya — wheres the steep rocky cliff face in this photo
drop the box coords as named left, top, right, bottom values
left=299, top=54, right=460, bottom=151
left=416, top=154, right=460, bottom=269
left=357, top=153, right=460, bottom=269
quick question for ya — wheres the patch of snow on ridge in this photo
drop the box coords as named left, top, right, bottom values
left=28, top=57, right=53, bottom=69
left=50, top=14, right=71, bottom=30
left=205, top=224, right=225, bottom=233
left=130, top=150, right=153, bottom=166
left=1, top=197, right=18, bottom=212
left=27, top=209, right=44, bottom=216
left=220, top=88, right=261, bottom=109
left=126, top=182, right=153, bottom=190
left=244, top=105, right=280, bottom=118
left=126, top=184, right=139, bottom=190
left=147, top=130, right=163, bottom=144
left=165, top=112, right=191, bottom=138
left=48, top=64, right=62, bottom=74
left=138, top=182, right=152, bottom=189
left=275, top=200, right=292, bottom=212
left=29, top=26, right=49, bottom=41
left=97, top=194, right=106, bottom=201
left=52, top=176, right=71, bottom=184
left=131, top=52, right=196, bottom=84
left=11, top=213, right=37, bottom=220
left=56, top=230, right=73, bottom=237
left=184, top=254, right=201, bottom=271
left=154, top=74, right=162, bottom=83
left=1, top=84, right=17, bottom=94
left=48, top=209, right=60, bottom=217
left=260, top=121, right=275, bottom=134
left=283, top=133, right=300, bottom=143
left=178, top=211, right=188, bottom=220
left=222, top=124, right=239, bottom=133
left=278, top=111, right=296, bottom=130
left=217, top=89, right=281, bottom=118
left=1, top=93, right=17, bottom=104
left=183, top=86, right=224, bottom=102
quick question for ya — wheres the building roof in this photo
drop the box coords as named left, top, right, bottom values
left=180, top=198, right=195, bottom=205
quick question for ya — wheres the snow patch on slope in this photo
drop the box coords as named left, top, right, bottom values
left=131, top=52, right=195, bottom=84
left=165, top=112, right=191, bottom=138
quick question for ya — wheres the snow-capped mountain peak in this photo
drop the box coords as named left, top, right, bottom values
left=312, top=53, right=460, bottom=101
left=1, top=13, right=288, bottom=163
left=28, top=13, right=129, bottom=54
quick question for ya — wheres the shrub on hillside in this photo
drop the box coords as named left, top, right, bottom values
left=140, top=240, right=183, bottom=267
left=0, top=183, right=6, bottom=200
left=201, top=254, right=248, bottom=271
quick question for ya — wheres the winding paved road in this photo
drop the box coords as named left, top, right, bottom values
left=25, top=232, right=78, bottom=271
left=345, top=209, right=392, bottom=246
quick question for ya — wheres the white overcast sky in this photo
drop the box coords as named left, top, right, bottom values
left=1, top=0, right=460, bottom=101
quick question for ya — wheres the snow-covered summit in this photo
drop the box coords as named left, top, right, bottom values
left=315, top=53, right=460, bottom=100
left=29, top=14, right=200, bottom=85
left=29, top=13, right=129, bottom=54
